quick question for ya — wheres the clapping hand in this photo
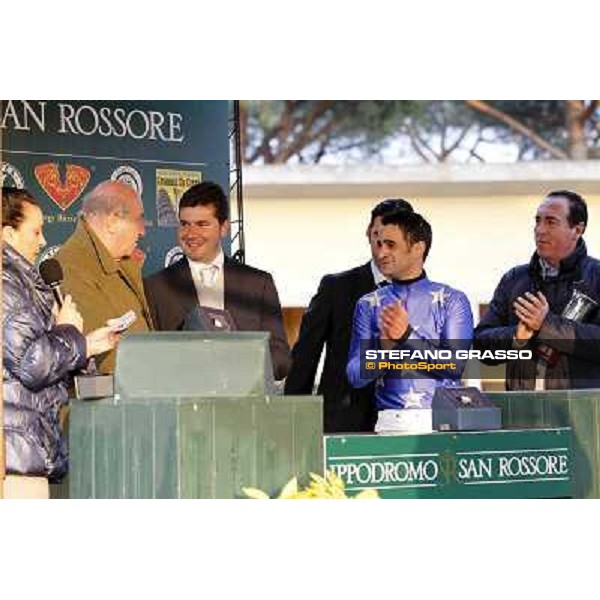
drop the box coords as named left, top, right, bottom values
left=379, top=301, right=410, bottom=349
left=514, top=291, right=549, bottom=340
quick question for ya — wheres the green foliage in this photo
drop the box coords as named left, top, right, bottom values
left=241, top=100, right=421, bottom=164
left=475, top=100, right=568, bottom=158
left=239, top=100, right=600, bottom=164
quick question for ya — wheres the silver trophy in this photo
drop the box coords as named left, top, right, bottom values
left=562, top=289, right=598, bottom=320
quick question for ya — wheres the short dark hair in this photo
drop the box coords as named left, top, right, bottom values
left=547, top=189, right=588, bottom=232
left=2, top=187, right=39, bottom=229
left=381, top=209, right=433, bottom=260
left=178, top=181, right=229, bottom=223
left=370, top=198, right=413, bottom=226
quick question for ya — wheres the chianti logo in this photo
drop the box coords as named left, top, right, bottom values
left=34, top=162, right=91, bottom=211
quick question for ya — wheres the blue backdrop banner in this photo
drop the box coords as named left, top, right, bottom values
left=1, top=100, right=229, bottom=276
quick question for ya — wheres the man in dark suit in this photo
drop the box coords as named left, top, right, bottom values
left=144, top=181, right=290, bottom=380
left=285, top=198, right=414, bottom=433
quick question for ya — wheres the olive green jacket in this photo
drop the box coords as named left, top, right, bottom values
left=56, top=218, right=153, bottom=374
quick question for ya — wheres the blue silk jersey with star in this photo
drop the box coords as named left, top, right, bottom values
left=346, top=276, right=474, bottom=410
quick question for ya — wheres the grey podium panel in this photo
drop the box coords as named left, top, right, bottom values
left=114, top=332, right=275, bottom=398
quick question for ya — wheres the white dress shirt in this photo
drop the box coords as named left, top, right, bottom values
left=370, top=260, right=390, bottom=287
left=187, top=249, right=225, bottom=310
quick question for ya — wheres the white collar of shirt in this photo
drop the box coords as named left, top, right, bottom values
left=187, top=249, right=225, bottom=287
left=187, top=249, right=224, bottom=272
left=370, top=259, right=389, bottom=287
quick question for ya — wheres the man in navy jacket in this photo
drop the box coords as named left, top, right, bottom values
left=475, top=190, right=600, bottom=390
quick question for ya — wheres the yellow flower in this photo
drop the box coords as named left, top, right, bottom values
left=242, top=487, right=270, bottom=499
left=277, top=477, right=299, bottom=499
left=243, top=470, right=379, bottom=499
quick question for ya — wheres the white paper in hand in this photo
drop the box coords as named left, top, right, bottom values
left=106, top=309, right=137, bottom=332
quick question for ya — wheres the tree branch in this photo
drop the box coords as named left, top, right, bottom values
left=277, top=101, right=337, bottom=162
left=406, top=123, right=434, bottom=162
left=440, top=123, right=472, bottom=161
left=465, top=100, right=568, bottom=159
left=247, top=123, right=280, bottom=163
left=467, top=128, right=486, bottom=163
left=582, top=100, right=599, bottom=123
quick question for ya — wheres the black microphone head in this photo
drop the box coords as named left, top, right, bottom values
left=39, top=258, right=64, bottom=287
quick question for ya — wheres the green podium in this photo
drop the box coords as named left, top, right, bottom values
left=68, top=336, right=600, bottom=500
left=492, top=390, right=600, bottom=499
left=69, top=333, right=322, bottom=498
left=325, top=388, right=600, bottom=498
left=325, top=428, right=572, bottom=498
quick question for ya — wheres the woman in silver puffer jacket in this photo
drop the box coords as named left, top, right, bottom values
left=2, top=187, right=116, bottom=481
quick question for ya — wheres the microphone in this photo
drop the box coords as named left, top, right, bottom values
left=39, top=258, right=65, bottom=307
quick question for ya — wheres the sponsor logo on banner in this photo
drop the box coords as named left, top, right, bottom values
left=1, top=162, right=25, bottom=188
left=34, top=163, right=91, bottom=211
left=164, top=246, right=185, bottom=267
left=111, top=165, right=143, bottom=195
left=155, top=168, right=202, bottom=226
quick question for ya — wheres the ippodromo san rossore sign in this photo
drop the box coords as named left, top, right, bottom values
left=325, top=428, right=571, bottom=498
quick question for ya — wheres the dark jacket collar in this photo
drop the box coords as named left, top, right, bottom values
left=529, top=238, right=587, bottom=280
left=392, top=271, right=427, bottom=287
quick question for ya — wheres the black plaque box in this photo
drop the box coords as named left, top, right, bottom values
left=432, top=387, right=501, bottom=431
